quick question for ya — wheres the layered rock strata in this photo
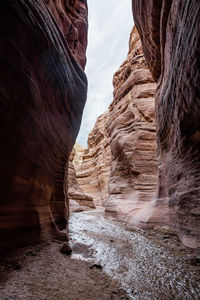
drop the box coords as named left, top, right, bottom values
left=68, top=145, right=94, bottom=212
left=132, top=0, right=200, bottom=248
left=75, top=112, right=111, bottom=207
left=105, top=27, right=158, bottom=224
left=0, top=0, right=88, bottom=252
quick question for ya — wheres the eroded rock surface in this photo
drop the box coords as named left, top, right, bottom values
left=0, top=0, right=88, bottom=252
left=132, top=0, right=200, bottom=248
left=105, top=27, right=158, bottom=224
left=74, top=112, right=111, bottom=207
left=68, top=145, right=94, bottom=212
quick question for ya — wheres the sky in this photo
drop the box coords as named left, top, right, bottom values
left=77, top=0, right=134, bottom=147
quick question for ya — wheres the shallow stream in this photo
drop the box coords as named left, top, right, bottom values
left=70, top=209, right=200, bottom=300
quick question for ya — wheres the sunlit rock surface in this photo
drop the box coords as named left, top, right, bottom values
left=68, top=145, right=94, bottom=212
left=105, top=27, right=158, bottom=224
left=0, top=0, right=88, bottom=252
left=132, top=0, right=200, bottom=248
left=74, top=112, right=111, bottom=207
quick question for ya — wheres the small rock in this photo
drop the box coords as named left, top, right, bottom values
left=110, top=239, right=114, bottom=243
left=188, top=257, right=200, bottom=266
left=60, top=242, right=72, bottom=255
left=162, top=235, right=170, bottom=239
left=89, top=263, right=102, bottom=270
left=12, top=263, right=21, bottom=270
left=26, top=250, right=37, bottom=256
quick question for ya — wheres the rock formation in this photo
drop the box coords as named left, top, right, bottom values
left=74, top=112, right=111, bottom=207
left=132, top=0, right=200, bottom=248
left=0, top=0, right=88, bottom=252
left=68, top=145, right=94, bottom=212
left=105, top=27, right=158, bottom=224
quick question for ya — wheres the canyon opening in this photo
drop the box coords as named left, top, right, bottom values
left=0, top=1, right=200, bottom=300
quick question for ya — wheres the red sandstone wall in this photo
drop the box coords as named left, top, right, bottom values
left=0, top=0, right=88, bottom=252
left=132, top=0, right=200, bottom=248
left=68, top=145, right=95, bottom=211
left=74, top=112, right=111, bottom=208
left=105, top=27, right=158, bottom=224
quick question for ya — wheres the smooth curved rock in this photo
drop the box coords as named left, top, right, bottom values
left=105, top=27, right=158, bottom=223
left=0, top=0, right=88, bottom=252
left=132, top=0, right=200, bottom=248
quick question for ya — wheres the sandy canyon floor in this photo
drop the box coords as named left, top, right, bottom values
left=0, top=209, right=200, bottom=300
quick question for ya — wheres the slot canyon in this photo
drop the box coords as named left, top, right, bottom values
left=0, top=1, right=200, bottom=299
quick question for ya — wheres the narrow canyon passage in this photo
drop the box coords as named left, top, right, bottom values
left=1, top=209, right=199, bottom=300
left=0, top=1, right=200, bottom=299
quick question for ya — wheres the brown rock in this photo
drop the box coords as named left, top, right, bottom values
left=105, top=27, right=158, bottom=224
left=60, top=242, right=72, bottom=255
left=132, top=0, right=200, bottom=248
left=75, top=112, right=112, bottom=207
left=68, top=145, right=95, bottom=211
left=89, top=263, right=103, bottom=270
left=0, top=0, right=88, bottom=252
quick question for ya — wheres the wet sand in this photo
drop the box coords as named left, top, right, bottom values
left=0, top=241, right=126, bottom=300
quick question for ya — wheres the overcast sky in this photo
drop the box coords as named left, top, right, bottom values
left=77, top=0, right=134, bottom=146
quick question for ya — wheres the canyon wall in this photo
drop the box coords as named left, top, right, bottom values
left=0, top=0, right=88, bottom=252
left=74, top=112, right=111, bottom=207
left=105, top=27, right=158, bottom=224
left=68, top=144, right=95, bottom=212
left=132, top=0, right=200, bottom=248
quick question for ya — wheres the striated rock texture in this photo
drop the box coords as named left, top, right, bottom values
left=75, top=112, right=111, bottom=207
left=132, top=0, right=200, bottom=248
left=0, top=0, right=88, bottom=252
left=105, top=27, right=158, bottom=224
left=68, top=145, right=94, bottom=212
